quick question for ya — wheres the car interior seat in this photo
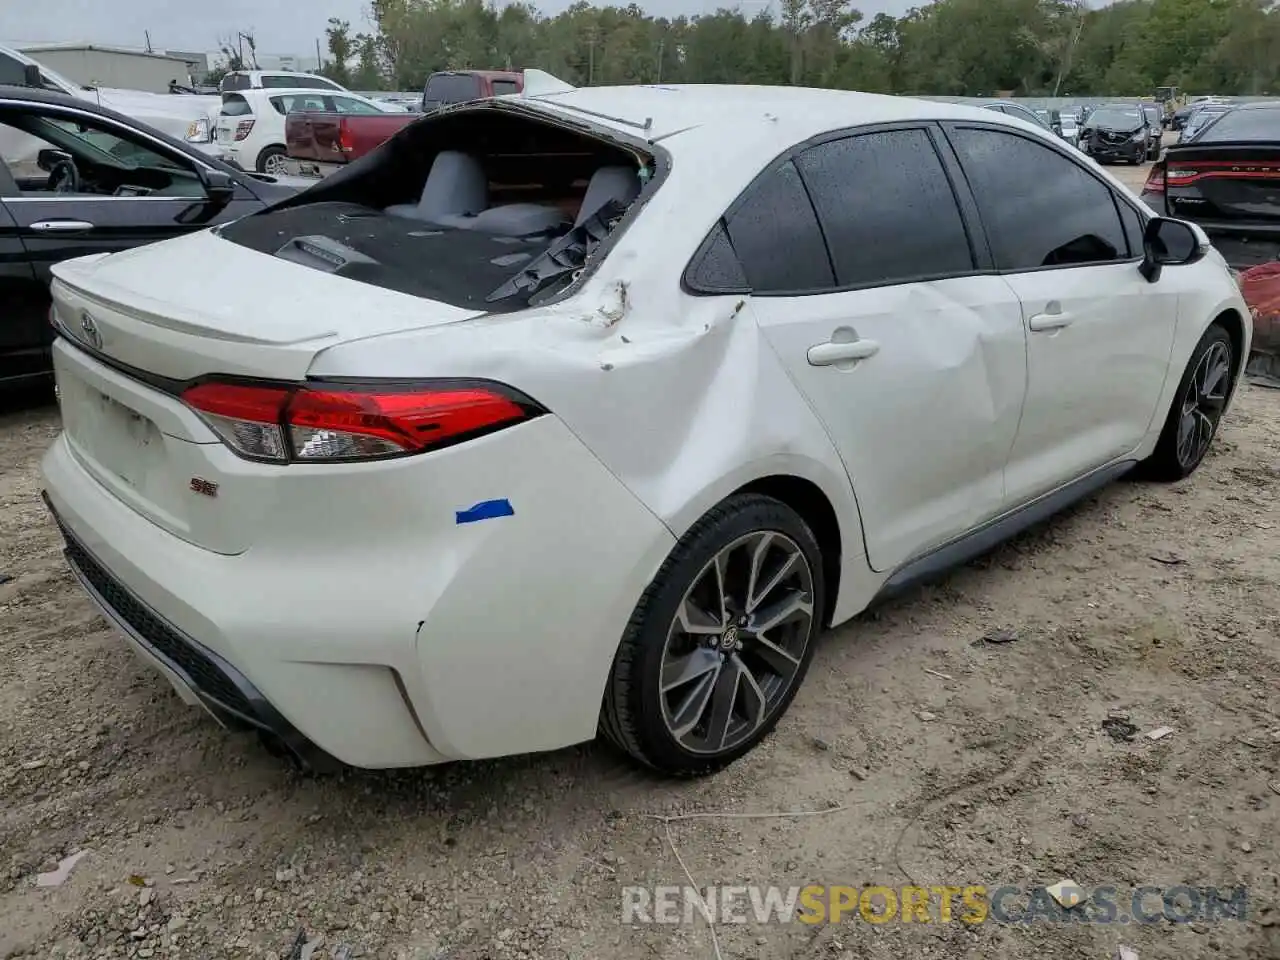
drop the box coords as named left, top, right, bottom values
left=385, top=150, right=488, bottom=225
left=574, top=166, right=641, bottom=226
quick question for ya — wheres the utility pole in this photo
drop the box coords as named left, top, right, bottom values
left=655, top=39, right=664, bottom=82
left=316, top=37, right=323, bottom=71
left=588, top=36, right=595, bottom=85
left=144, top=30, right=153, bottom=53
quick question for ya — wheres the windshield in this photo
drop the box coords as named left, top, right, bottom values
left=1195, top=107, right=1280, bottom=142
left=1088, top=107, right=1142, bottom=127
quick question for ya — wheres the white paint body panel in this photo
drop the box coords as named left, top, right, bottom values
left=41, top=85, right=1252, bottom=767
left=752, top=277, right=1027, bottom=572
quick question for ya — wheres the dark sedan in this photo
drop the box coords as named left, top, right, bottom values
left=1, top=86, right=303, bottom=386
left=1080, top=104, right=1153, bottom=164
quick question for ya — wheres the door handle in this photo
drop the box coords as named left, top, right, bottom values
left=30, top=220, right=95, bottom=232
left=807, top=338, right=881, bottom=366
left=1028, top=311, right=1074, bottom=332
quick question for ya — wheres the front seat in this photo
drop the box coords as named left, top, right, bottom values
left=574, top=166, right=640, bottom=226
left=385, top=150, right=488, bottom=225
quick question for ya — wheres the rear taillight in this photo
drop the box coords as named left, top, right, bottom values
left=1144, top=163, right=1166, bottom=194
left=234, top=119, right=255, bottom=141
left=181, top=379, right=544, bottom=463
left=336, top=124, right=354, bottom=154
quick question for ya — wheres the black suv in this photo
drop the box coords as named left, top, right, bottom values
left=1081, top=103, right=1155, bottom=164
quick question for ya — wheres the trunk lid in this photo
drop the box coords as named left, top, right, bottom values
left=50, top=231, right=487, bottom=555
left=1163, top=141, right=1280, bottom=224
left=50, top=229, right=485, bottom=383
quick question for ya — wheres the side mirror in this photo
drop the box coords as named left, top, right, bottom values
left=36, top=148, right=73, bottom=172
left=197, top=167, right=236, bottom=208
left=23, top=64, right=41, bottom=88
left=1140, top=217, right=1205, bottom=283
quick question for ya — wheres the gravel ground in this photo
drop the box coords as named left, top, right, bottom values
left=4, top=154, right=1279, bottom=960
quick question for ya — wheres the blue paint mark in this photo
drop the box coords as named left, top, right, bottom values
left=455, top=498, right=515, bottom=525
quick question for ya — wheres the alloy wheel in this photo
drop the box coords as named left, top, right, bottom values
left=264, top=154, right=288, bottom=175
left=1176, top=340, right=1231, bottom=469
left=658, top=531, right=815, bottom=755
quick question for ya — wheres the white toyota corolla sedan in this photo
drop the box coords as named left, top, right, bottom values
left=41, top=83, right=1250, bottom=777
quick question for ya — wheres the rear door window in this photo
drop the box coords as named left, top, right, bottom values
left=794, top=128, right=974, bottom=288
left=331, top=96, right=385, bottom=115
left=271, top=94, right=332, bottom=115
left=948, top=126, right=1129, bottom=270
left=491, top=80, right=520, bottom=97
left=722, top=160, right=834, bottom=294
left=261, top=74, right=341, bottom=91
left=220, top=94, right=253, bottom=116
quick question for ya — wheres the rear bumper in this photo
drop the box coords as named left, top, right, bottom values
left=41, top=406, right=676, bottom=768
left=46, top=495, right=343, bottom=772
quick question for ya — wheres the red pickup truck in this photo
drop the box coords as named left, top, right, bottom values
left=285, top=70, right=524, bottom=178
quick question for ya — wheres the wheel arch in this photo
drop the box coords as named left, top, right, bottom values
left=733, top=475, right=843, bottom=628
left=1211, top=306, right=1248, bottom=401
left=660, top=455, right=874, bottom=629
left=255, top=142, right=287, bottom=171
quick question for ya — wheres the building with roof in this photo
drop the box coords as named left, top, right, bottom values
left=16, top=42, right=199, bottom=92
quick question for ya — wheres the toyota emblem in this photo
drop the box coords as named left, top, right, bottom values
left=80, top=312, right=103, bottom=351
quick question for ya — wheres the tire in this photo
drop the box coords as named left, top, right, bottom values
left=256, top=144, right=287, bottom=175
left=1138, top=323, right=1235, bottom=482
left=600, top=494, right=825, bottom=777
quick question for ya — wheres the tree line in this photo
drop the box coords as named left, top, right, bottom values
left=317, top=0, right=1280, bottom=97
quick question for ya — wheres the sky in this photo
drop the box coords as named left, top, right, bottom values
left=1, top=0, right=929, bottom=55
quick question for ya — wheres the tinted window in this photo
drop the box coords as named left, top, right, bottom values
left=1089, top=106, right=1142, bottom=127
left=1196, top=107, right=1280, bottom=142
left=1004, top=103, right=1050, bottom=129
left=332, top=96, right=384, bottom=115
left=686, top=222, right=749, bottom=292
left=950, top=127, right=1127, bottom=270
left=491, top=80, right=520, bottom=96
left=724, top=160, right=833, bottom=293
left=794, top=130, right=973, bottom=288
left=220, top=73, right=250, bottom=92
left=220, top=94, right=253, bottom=116
left=270, top=94, right=331, bottom=114
left=262, top=75, right=338, bottom=90
left=1117, top=200, right=1145, bottom=259
left=423, top=74, right=482, bottom=106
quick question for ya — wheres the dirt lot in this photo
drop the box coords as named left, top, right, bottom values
left=3, top=161, right=1279, bottom=960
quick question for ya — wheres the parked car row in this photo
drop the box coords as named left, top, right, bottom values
left=6, top=73, right=1251, bottom=777
left=282, top=70, right=526, bottom=177
left=0, top=87, right=304, bottom=385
